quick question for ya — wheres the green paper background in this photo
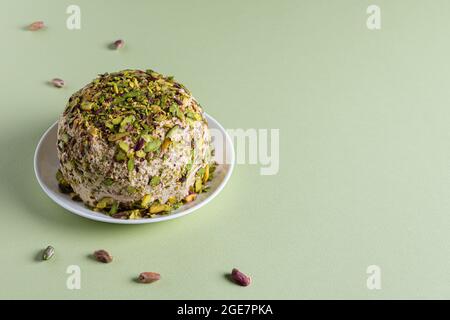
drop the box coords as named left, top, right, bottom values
left=0, top=0, right=449, bottom=299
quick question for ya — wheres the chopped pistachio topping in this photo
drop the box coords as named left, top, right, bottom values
left=57, top=69, right=214, bottom=219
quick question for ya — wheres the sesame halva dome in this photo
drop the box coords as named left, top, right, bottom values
left=56, top=69, right=213, bottom=218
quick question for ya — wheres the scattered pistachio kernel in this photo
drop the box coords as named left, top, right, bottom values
left=113, top=39, right=124, bottom=49
left=231, top=268, right=252, bottom=287
left=93, top=250, right=113, bottom=263
left=42, top=246, right=55, bottom=261
left=28, top=21, right=44, bottom=31
left=51, top=78, right=65, bottom=88
left=137, top=272, right=160, bottom=284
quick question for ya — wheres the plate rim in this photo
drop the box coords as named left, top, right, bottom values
left=33, top=113, right=235, bottom=224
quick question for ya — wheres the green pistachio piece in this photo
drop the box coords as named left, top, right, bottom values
left=135, top=150, right=146, bottom=158
left=203, top=164, right=210, bottom=183
left=56, top=170, right=72, bottom=193
left=149, top=203, right=171, bottom=214
left=169, top=104, right=185, bottom=121
left=109, top=201, right=119, bottom=215
left=186, top=117, right=196, bottom=127
left=195, top=178, right=202, bottom=193
left=197, top=167, right=205, bottom=177
left=165, top=125, right=181, bottom=139
left=118, top=141, right=129, bottom=152
left=150, top=176, right=160, bottom=186
left=105, top=121, right=114, bottom=130
left=168, top=196, right=177, bottom=204
left=108, top=132, right=129, bottom=142
left=96, top=197, right=114, bottom=209
left=150, top=105, right=162, bottom=113
left=103, top=178, right=114, bottom=186
left=120, top=115, right=135, bottom=128
left=127, top=157, right=135, bottom=172
left=42, top=246, right=55, bottom=261
left=161, top=138, right=171, bottom=152
left=55, top=169, right=64, bottom=183
left=111, top=116, right=123, bottom=125
left=141, top=194, right=152, bottom=208
left=194, top=113, right=202, bottom=121
left=129, top=210, right=142, bottom=220
left=144, top=138, right=162, bottom=152
left=127, top=186, right=137, bottom=194
left=186, top=111, right=196, bottom=119
left=169, top=104, right=178, bottom=116
left=115, top=150, right=127, bottom=161
left=81, top=101, right=94, bottom=111
left=61, top=133, right=69, bottom=143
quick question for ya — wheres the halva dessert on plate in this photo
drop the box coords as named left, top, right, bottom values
left=56, top=69, right=215, bottom=219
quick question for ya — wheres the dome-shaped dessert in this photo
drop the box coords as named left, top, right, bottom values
left=56, top=69, right=213, bottom=219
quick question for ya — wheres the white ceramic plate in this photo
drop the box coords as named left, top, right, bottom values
left=34, top=114, right=234, bottom=224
